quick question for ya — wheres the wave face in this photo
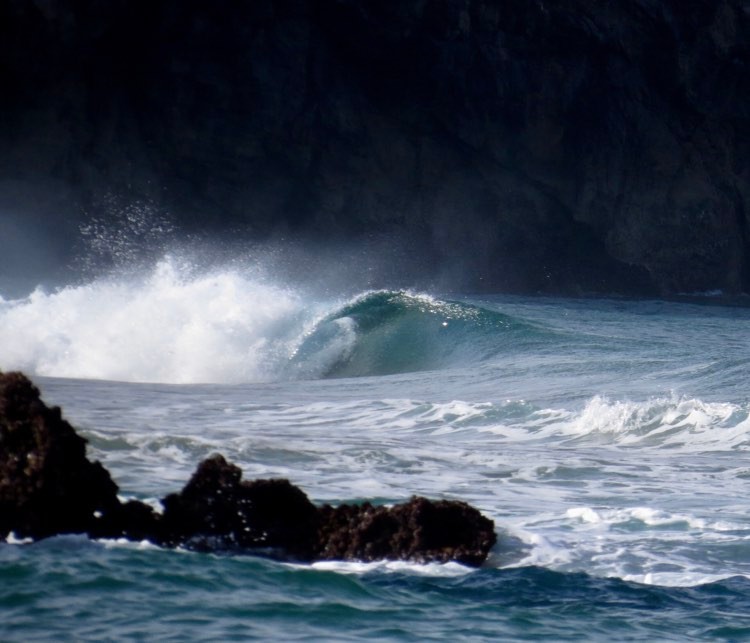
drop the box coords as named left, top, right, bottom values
left=287, top=290, right=536, bottom=379
left=0, top=256, right=540, bottom=384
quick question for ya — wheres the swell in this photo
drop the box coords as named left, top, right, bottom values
left=4, top=539, right=750, bottom=641
left=0, top=257, right=543, bottom=384
left=287, top=290, right=542, bottom=379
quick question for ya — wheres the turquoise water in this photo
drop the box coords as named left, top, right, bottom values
left=3, top=258, right=750, bottom=640
left=4, top=539, right=750, bottom=640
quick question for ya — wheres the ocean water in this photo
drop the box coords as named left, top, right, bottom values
left=2, top=255, right=750, bottom=640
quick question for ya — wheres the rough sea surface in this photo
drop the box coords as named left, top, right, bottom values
left=2, top=256, right=750, bottom=641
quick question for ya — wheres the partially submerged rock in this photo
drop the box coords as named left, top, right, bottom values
left=317, top=497, right=496, bottom=567
left=160, top=454, right=320, bottom=560
left=0, top=371, right=496, bottom=566
left=0, top=371, right=121, bottom=540
left=160, top=454, right=497, bottom=564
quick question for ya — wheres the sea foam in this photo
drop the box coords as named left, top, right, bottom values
left=0, top=257, right=317, bottom=383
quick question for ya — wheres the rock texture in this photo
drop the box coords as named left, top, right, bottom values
left=4, top=1, right=746, bottom=296
left=317, top=497, right=496, bottom=567
left=0, top=371, right=496, bottom=566
left=160, top=454, right=321, bottom=559
left=0, top=371, right=122, bottom=539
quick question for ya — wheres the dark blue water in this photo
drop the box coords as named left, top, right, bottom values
left=3, top=538, right=750, bottom=641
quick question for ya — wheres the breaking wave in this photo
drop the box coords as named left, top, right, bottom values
left=0, top=256, right=539, bottom=384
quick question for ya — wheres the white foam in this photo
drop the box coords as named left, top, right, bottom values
left=0, top=257, right=326, bottom=383
left=5, top=532, right=33, bottom=545
left=500, top=526, right=573, bottom=568
left=99, top=538, right=163, bottom=551
left=623, top=571, right=750, bottom=588
left=477, top=395, right=750, bottom=451
left=303, top=559, right=474, bottom=576
left=565, top=506, right=744, bottom=532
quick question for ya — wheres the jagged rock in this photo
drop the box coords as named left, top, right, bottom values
left=317, top=497, right=497, bottom=567
left=0, top=371, right=496, bottom=566
left=91, top=498, right=162, bottom=543
left=0, top=371, right=122, bottom=539
left=160, top=454, right=320, bottom=560
left=160, top=457, right=497, bottom=565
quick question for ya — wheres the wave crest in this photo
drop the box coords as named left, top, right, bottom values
left=0, top=258, right=306, bottom=383
left=477, top=395, right=750, bottom=450
left=0, top=258, right=528, bottom=383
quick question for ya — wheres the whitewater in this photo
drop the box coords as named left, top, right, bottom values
left=3, top=254, right=750, bottom=641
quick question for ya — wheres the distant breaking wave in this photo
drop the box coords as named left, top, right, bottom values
left=0, top=256, right=540, bottom=384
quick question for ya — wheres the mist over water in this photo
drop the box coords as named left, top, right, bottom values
left=0, top=200, right=456, bottom=383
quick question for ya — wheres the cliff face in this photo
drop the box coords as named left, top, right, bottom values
left=1, top=0, right=749, bottom=295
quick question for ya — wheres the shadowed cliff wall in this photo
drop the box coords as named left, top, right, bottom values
left=1, top=0, right=748, bottom=295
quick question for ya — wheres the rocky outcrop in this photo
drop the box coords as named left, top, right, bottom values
left=317, top=497, right=496, bottom=567
left=159, top=454, right=321, bottom=559
left=0, top=370, right=162, bottom=542
left=0, top=371, right=122, bottom=539
left=1, top=1, right=749, bottom=296
left=0, top=371, right=496, bottom=565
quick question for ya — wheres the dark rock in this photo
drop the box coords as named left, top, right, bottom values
left=91, top=499, right=162, bottom=543
left=159, top=455, right=496, bottom=565
left=317, top=497, right=497, bottom=567
left=160, top=454, right=320, bottom=560
left=0, top=371, right=121, bottom=539
left=0, top=371, right=496, bottom=566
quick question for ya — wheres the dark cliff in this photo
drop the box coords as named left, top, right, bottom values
left=1, top=0, right=749, bottom=296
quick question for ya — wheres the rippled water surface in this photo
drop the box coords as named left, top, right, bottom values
left=3, top=261, right=750, bottom=640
